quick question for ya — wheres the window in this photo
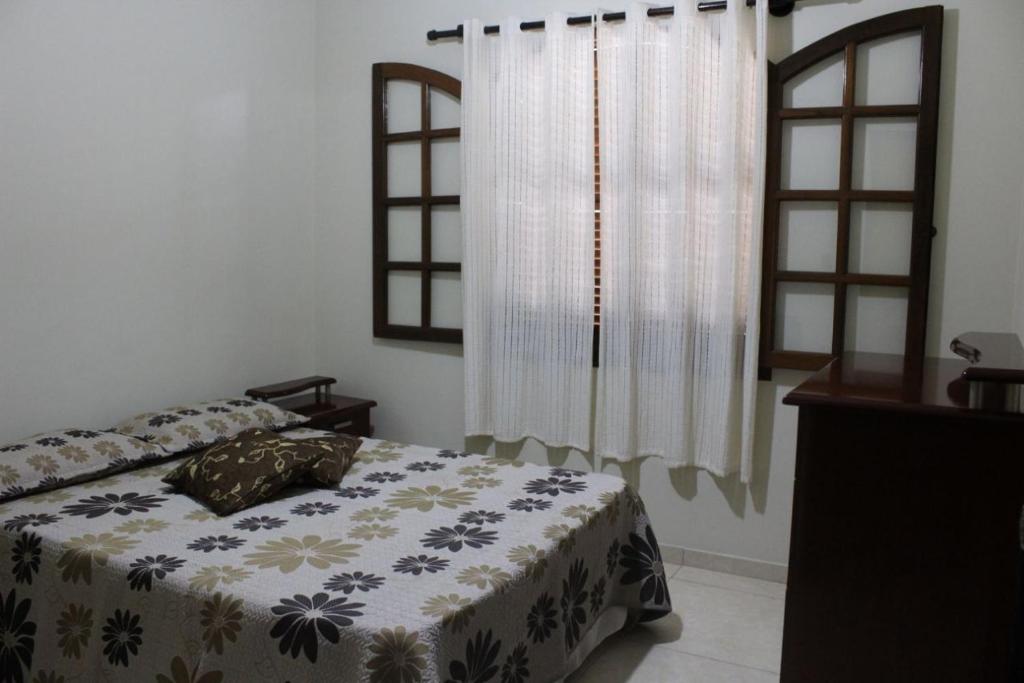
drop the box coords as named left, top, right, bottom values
left=372, top=63, right=463, bottom=343
left=372, top=60, right=605, bottom=355
left=759, top=7, right=943, bottom=378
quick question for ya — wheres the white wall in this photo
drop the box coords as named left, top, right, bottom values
left=2, top=0, right=1020, bottom=567
left=314, top=0, right=1024, bottom=567
left=0, top=1, right=318, bottom=443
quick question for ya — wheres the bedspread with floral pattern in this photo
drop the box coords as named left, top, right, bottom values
left=0, top=438, right=671, bottom=683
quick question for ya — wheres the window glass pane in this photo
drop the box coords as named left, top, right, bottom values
left=845, top=285, right=908, bottom=354
left=387, top=141, right=421, bottom=197
left=387, top=207, right=421, bottom=262
left=432, top=206, right=461, bottom=262
left=779, top=202, right=838, bottom=272
left=849, top=203, right=913, bottom=275
left=852, top=117, right=917, bottom=191
left=386, top=80, right=421, bottom=134
left=775, top=282, right=835, bottom=353
left=431, top=139, right=460, bottom=196
left=431, top=272, right=463, bottom=328
left=855, top=32, right=922, bottom=106
left=782, top=51, right=845, bottom=108
left=781, top=120, right=841, bottom=190
left=430, top=87, right=461, bottom=130
left=387, top=271, right=421, bottom=326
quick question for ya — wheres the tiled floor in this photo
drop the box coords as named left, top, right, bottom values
left=567, top=564, right=785, bottom=682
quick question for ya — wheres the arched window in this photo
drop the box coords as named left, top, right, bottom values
left=759, top=7, right=943, bottom=378
left=372, top=63, right=462, bottom=343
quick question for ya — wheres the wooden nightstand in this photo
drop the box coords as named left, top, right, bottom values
left=245, top=376, right=377, bottom=437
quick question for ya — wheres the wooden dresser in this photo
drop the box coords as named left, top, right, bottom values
left=781, top=352, right=1024, bottom=682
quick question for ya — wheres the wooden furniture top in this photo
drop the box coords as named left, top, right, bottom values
left=245, top=376, right=336, bottom=400
left=783, top=351, right=1024, bottom=421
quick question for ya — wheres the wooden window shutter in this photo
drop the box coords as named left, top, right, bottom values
left=759, top=7, right=943, bottom=379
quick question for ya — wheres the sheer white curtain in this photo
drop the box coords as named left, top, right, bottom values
left=462, top=15, right=595, bottom=450
left=595, top=2, right=767, bottom=481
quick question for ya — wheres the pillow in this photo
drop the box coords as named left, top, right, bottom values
left=162, top=429, right=359, bottom=515
left=278, top=428, right=362, bottom=485
left=162, top=428, right=319, bottom=515
left=115, top=398, right=308, bottom=455
left=300, top=434, right=362, bottom=486
left=0, top=429, right=166, bottom=502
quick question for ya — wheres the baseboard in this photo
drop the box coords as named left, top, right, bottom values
left=660, top=544, right=788, bottom=584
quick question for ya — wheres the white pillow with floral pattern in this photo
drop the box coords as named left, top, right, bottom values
left=0, top=428, right=165, bottom=501
left=114, top=398, right=308, bottom=454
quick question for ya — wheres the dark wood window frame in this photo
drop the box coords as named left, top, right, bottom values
left=372, top=62, right=463, bottom=343
left=372, top=59, right=605, bottom=357
left=759, top=6, right=943, bottom=380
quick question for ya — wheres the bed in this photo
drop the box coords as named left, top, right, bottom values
left=0, top=434, right=671, bottom=682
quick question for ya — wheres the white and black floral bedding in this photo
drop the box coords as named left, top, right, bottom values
left=0, top=437, right=671, bottom=683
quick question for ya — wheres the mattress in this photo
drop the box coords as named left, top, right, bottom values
left=0, top=436, right=671, bottom=682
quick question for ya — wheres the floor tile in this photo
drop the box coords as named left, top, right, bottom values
left=664, top=562, right=683, bottom=579
left=567, top=631, right=779, bottom=682
left=674, top=566, right=786, bottom=600
left=639, top=578, right=784, bottom=673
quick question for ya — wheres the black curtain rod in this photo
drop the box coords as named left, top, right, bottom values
left=427, top=1, right=797, bottom=41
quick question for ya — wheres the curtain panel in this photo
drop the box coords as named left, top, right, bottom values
left=594, top=2, right=767, bottom=481
left=461, top=3, right=767, bottom=481
left=461, top=15, right=596, bottom=451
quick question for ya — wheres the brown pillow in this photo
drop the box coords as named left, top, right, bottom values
left=300, top=434, right=362, bottom=486
left=162, top=428, right=323, bottom=515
